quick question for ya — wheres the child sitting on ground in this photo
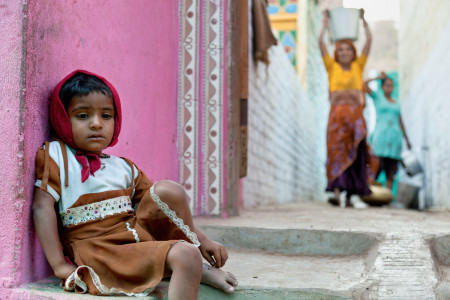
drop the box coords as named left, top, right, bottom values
left=33, top=70, right=238, bottom=299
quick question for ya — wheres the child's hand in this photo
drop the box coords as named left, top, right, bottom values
left=54, top=263, right=77, bottom=280
left=199, top=239, right=228, bottom=268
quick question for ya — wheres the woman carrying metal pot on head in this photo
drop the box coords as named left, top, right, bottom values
left=365, top=72, right=412, bottom=190
left=319, top=8, right=378, bottom=207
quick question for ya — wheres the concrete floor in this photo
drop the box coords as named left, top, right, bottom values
left=195, top=202, right=450, bottom=235
left=195, top=202, right=450, bottom=299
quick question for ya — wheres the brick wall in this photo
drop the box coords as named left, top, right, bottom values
left=242, top=42, right=328, bottom=207
left=399, top=1, right=450, bottom=209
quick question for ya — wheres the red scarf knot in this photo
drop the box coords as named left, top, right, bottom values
left=75, top=151, right=102, bottom=183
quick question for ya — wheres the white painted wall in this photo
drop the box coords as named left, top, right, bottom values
left=243, top=43, right=328, bottom=207
left=399, top=0, right=450, bottom=209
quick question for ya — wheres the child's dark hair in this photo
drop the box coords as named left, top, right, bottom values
left=59, top=73, right=113, bottom=110
left=381, top=76, right=393, bottom=86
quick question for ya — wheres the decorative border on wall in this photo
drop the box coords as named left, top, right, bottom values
left=202, top=0, right=224, bottom=215
left=178, top=0, right=226, bottom=216
left=178, top=0, right=200, bottom=213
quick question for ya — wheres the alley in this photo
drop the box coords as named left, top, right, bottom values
left=0, top=0, right=449, bottom=299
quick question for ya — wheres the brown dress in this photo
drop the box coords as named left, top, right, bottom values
left=35, top=141, right=200, bottom=296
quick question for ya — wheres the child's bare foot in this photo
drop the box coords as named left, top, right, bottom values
left=201, top=263, right=238, bottom=294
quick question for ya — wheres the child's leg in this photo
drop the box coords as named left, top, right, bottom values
left=153, top=180, right=238, bottom=293
left=165, top=241, right=203, bottom=300
left=152, top=180, right=197, bottom=232
left=385, top=159, right=398, bottom=191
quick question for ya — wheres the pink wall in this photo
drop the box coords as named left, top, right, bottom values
left=5, top=0, right=180, bottom=287
left=24, top=0, right=180, bottom=180
left=0, top=1, right=27, bottom=295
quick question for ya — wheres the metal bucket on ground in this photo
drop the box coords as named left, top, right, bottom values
left=396, top=182, right=420, bottom=209
left=401, top=150, right=423, bottom=177
left=328, top=8, right=361, bottom=42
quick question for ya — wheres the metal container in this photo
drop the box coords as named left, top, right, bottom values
left=328, top=8, right=361, bottom=42
left=361, top=185, right=393, bottom=206
left=396, top=182, right=420, bottom=209
left=401, top=150, right=423, bottom=177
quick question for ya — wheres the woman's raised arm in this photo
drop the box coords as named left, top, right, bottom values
left=319, top=10, right=330, bottom=57
left=364, top=71, right=387, bottom=95
left=361, top=9, right=372, bottom=57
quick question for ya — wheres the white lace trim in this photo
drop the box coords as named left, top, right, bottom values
left=64, top=265, right=154, bottom=296
left=149, top=184, right=200, bottom=246
left=60, top=196, right=133, bottom=227
left=126, top=222, right=140, bottom=243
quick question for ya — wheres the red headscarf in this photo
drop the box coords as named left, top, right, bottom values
left=334, top=39, right=357, bottom=62
left=50, top=70, right=122, bottom=182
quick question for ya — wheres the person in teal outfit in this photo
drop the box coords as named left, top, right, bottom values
left=365, top=72, right=411, bottom=190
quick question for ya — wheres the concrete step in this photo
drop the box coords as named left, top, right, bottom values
left=13, top=229, right=374, bottom=299
left=197, top=226, right=380, bottom=256
left=194, top=226, right=379, bottom=299
left=12, top=228, right=379, bottom=299
left=432, top=235, right=450, bottom=300
left=14, top=276, right=353, bottom=299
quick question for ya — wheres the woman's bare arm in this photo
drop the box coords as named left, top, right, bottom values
left=399, top=115, right=412, bottom=149
left=364, top=71, right=387, bottom=95
left=363, top=79, right=374, bottom=95
left=361, top=9, right=372, bottom=57
left=319, top=10, right=330, bottom=57
left=33, top=188, right=76, bottom=279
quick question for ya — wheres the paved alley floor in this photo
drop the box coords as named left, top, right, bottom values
left=195, top=202, right=450, bottom=235
left=195, top=202, right=450, bottom=299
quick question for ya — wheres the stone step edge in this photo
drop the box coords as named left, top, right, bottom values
left=13, top=278, right=354, bottom=300
left=199, top=224, right=382, bottom=256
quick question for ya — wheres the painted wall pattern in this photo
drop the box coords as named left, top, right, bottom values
left=178, top=0, right=226, bottom=216
left=202, top=0, right=225, bottom=216
left=279, top=30, right=297, bottom=65
left=267, top=0, right=298, bottom=67
left=267, top=0, right=298, bottom=15
left=178, top=0, right=201, bottom=213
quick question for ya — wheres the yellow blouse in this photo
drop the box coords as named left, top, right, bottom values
left=322, top=54, right=367, bottom=92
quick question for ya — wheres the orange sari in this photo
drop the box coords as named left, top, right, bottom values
left=326, top=104, right=378, bottom=195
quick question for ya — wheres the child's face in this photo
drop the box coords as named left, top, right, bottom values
left=67, top=92, right=115, bottom=155
left=382, top=79, right=394, bottom=95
